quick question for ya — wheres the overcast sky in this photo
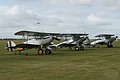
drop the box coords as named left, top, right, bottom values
left=0, top=0, right=120, bottom=38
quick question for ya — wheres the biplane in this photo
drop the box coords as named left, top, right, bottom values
left=51, top=33, right=88, bottom=51
left=85, top=34, right=118, bottom=48
left=6, top=30, right=60, bottom=55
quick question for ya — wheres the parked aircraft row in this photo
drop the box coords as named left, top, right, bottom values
left=6, top=30, right=118, bottom=55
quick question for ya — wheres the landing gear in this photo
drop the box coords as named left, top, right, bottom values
left=107, top=42, right=113, bottom=48
left=80, top=46, right=84, bottom=51
left=45, top=49, right=52, bottom=55
left=37, top=49, right=44, bottom=55
left=75, top=46, right=84, bottom=51
left=111, top=45, right=113, bottom=48
left=75, top=47, right=79, bottom=51
left=37, top=49, right=52, bottom=55
left=107, top=44, right=113, bottom=48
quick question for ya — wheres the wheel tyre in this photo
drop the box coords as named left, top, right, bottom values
left=107, top=45, right=110, bottom=48
left=45, top=49, right=52, bottom=55
left=111, top=45, right=113, bottom=48
left=110, top=44, right=113, bottom=48
left=80, top=46, right=84, bottom=51
left=38, top=49, right=43, bottom=55
left=75, top=47, right=79, bottom=51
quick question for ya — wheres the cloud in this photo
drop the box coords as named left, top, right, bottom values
left=96, top=0, right=114, bottom=7
left=13, top=0, right=93, bottom=6
left=43, top=0, right=93, bottom=6
left=87, top=14, right=102, bottom=23
left=0, top=0, right=120, bottom=38
left=0, top=5, right=17, bottom=15
left=87, top=14, right=111, bottom=26
left=0, top=5, right=40, bottom=27
left=0, top=5, right=41, bottom=38
left=0, top=4, right=65, bottom=37
left=95, top=0, right=120, bottom=12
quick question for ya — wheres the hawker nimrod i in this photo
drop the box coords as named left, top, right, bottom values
left=85, top=34, right=118, bottom=48
left=6, top=30, right=60, bottom=55
left=51, top=33, right=88, bottom=51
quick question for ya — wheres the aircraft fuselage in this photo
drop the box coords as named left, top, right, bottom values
left=23, top=36, right=53, bottom=45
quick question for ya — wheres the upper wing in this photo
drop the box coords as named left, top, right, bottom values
left=61, top=33, right=88, bottom=36
left=59, top=33, right=88, bottom=41
left=14, top=30, right=60, bottom=36
left=14, top=30, right=88, bottom=37
left=95, top=34, right=115, bottom=39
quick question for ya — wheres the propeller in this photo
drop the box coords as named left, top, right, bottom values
left=115, top=33, right=118, bottom=42
left=116, top=36, right=118, bottom=42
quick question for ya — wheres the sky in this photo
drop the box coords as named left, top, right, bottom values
left=0, top=0, right=120, bottom=38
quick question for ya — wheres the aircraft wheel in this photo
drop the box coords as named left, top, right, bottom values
left=80, top=46, right=84, bottom=51
left=107, top=44, right=112, bottom=48
left=109, top=44, right=113, bottom=48
left=111, top=44, right=113, bottom=48
left=45, top=49, right=52, bottom=55
left=37, top=49, right=43, bottom=55
left=93, top=45, right=95, bottom=48
left=75, top=47, right=79, bottom=51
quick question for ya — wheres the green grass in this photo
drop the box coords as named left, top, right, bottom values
left=0, top=40, right=120, bottom=80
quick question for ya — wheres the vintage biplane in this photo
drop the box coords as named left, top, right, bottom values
left=85, top=34, right=118, bottom=48
left=51, top=33, right=88, bottom=51
left=6, top=30, right=60, bottom=55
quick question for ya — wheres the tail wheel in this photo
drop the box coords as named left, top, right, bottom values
left=80, top=46, right=84, bottom=51
left=45, top=49, right=52, bottom=55
left=75, top=47, right=79, bottom=51
left=37, top=49, right=43, bottom=55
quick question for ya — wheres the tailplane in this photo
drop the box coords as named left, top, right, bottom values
left=6, top=41, right=16, bottom=51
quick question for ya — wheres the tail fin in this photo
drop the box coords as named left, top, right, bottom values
left=6, top=41, right=16, bottom=51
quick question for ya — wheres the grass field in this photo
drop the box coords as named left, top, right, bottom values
left=0, top=40, right=120, bottom=80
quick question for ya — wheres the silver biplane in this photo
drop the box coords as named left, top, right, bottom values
left=51, top=33, right=88, bottom=51
left=85, top=34, right=118, bottom=48
left=6, top=30, right=60, bottom=55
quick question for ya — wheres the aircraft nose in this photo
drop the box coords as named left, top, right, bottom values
left=52, top=36, right=60, bottom=40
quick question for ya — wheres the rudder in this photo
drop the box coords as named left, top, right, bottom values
left=6, top=41, right=16, bottom=51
